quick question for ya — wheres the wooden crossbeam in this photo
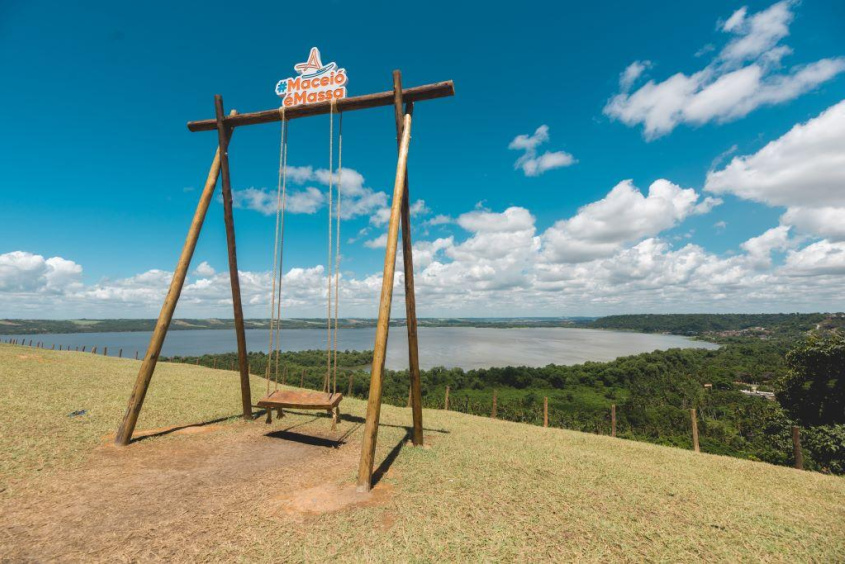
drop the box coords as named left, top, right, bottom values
left=187, top=81, right=454, bottom=132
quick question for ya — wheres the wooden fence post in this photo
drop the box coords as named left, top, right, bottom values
left=491, top=390, right=498, bottom=419
left=792, top=425, right=803, bottom=470
left=611, top=404, right=617, bottom=438
left=135, top=350, right=139, bottom=360
left=444, top=385, right=450, bottom=410
left=103, top=347, right=108, bottom=356
left=691, top=408, right=700, bottom=453
left=118, top=348, right=122, bottom=358
left=543, top=397, right=549, bottom=428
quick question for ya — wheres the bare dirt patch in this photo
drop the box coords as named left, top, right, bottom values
left=272, top=481, right=393, bottom=515
left=0, top=419, right=392, bottom=562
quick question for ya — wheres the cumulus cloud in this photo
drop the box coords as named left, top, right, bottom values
left=619, top=61, right=651, bottom=92
left=605, top=1, right=845, bottom=139
left=542, top=179, right=721, bottom=262
left=364, top=234, right=388, bottom=249
left=0, top=251, right=82, bottom=293
left=193, top=261, right=215, bottom=277
left=229, top=166, right=386, bottom=219
left=509, top=125, right=576, bottom=176
left=706, top=99, right=845, bottom=240
left=4, top=208, right=845, bottom=317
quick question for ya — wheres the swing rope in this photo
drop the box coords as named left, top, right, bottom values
left=332, top=111, right=343, bottom=395
left=325, top=101, right=334, bottom=393
left=266, top=106, right=288, bottom=396
left=323, top=101, right=342, bottom=395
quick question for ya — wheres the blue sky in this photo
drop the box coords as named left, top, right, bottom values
left=1, top=0, right=844, bottom=318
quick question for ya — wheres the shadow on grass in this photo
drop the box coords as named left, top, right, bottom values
left=265, top=429, right=345, bottom=448
left=372, top=429, right=410, bottom=488
left=129, top=413, right=243, bottom=443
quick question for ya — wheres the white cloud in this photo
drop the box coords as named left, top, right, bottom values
left=740, top=225, right=792, bottom=267
left=0, top=251, right=82, bottom=293
left=426, top=214, right=453, bottom=226
left=364, top=234, right=388, bottom=249
left=286, top=187, right=324, bottom=214
left=193, top=261, right=215, bottom=277
left=369, top=199, right=429, bottom=227
left=509, top=125, right=576, bottom=176
left=230, top=166, right=385, bottom=219
left=542, top=179, right=721, bottom=263
left=706, top=99, right=845, bottom=240
left=605, top=1, right=845, bottom=139
left=619, top=61, right=651, bottom=91
left=782, top=240, right=845, bottom=276
left=4, top=210, right=845, bottom=318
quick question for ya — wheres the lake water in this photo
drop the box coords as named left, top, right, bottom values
left=2, top=327, right=718, bottom=370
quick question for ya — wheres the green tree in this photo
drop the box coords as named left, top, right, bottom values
left=778, top=335, right=845, bottom=426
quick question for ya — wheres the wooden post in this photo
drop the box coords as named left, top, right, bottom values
left=491, top=390, right=498, bottom=419
left=792, top=425, right=803, bottom=470
left=444, top=385, right=450, bottom=410
left=103, top=347, right=108, bottom=356
left=544, top=397, right=549, bottom=428
left=407, top=386, right=412, bottom=408
left=91, top=346, right=97, bottom=354
left=215, top=96, right=253, bottom=421
left=113, top=109, right=239, bottom=446
left=392, top=70, right=423, bottom=447
left=691, top=408, right=700, bottom=453
left=118, top=348, right=122, bottom=358
left=357, top=113, right=413, bottom=492
left=611, top=404, right=617, bottom=437
left=347, top=373, right=353, bottom=397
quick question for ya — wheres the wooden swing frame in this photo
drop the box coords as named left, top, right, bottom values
left=113, top=71, right=455, bottom=492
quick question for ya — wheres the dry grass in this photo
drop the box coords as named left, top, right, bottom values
left=1, top=342, right=843, bottom=562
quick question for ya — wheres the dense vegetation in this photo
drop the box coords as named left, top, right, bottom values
left=183, top=325, right=843, bottom=474
left=588, top=313, right=843, bottom=336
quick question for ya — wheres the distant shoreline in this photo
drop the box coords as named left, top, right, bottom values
left=0, top=313, right=837, bottom=338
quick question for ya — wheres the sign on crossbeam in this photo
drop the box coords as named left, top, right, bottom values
left=275, top=47, right=348, bottom=108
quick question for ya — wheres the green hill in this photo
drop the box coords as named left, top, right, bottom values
left=1, top=343, right=843, bottom=562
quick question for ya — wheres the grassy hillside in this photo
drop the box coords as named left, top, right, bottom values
left=1, top=343, right=843, bottom=562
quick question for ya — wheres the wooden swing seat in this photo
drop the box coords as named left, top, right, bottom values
left=257, top=389, right=343, bottom=411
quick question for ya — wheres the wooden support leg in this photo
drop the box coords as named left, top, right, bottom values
left=265, top=408, right=273, bottom=424
left=113, top=110, right=238, bottom=446
left=215, top=95, right=253, bottom=422
left=331, top=408, right=338, bottom=432
left=392, top=70, right=424, bottom=447
left=277, top=408, right=284, bottom=419
left=357, top=113, right=413, bottom=492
